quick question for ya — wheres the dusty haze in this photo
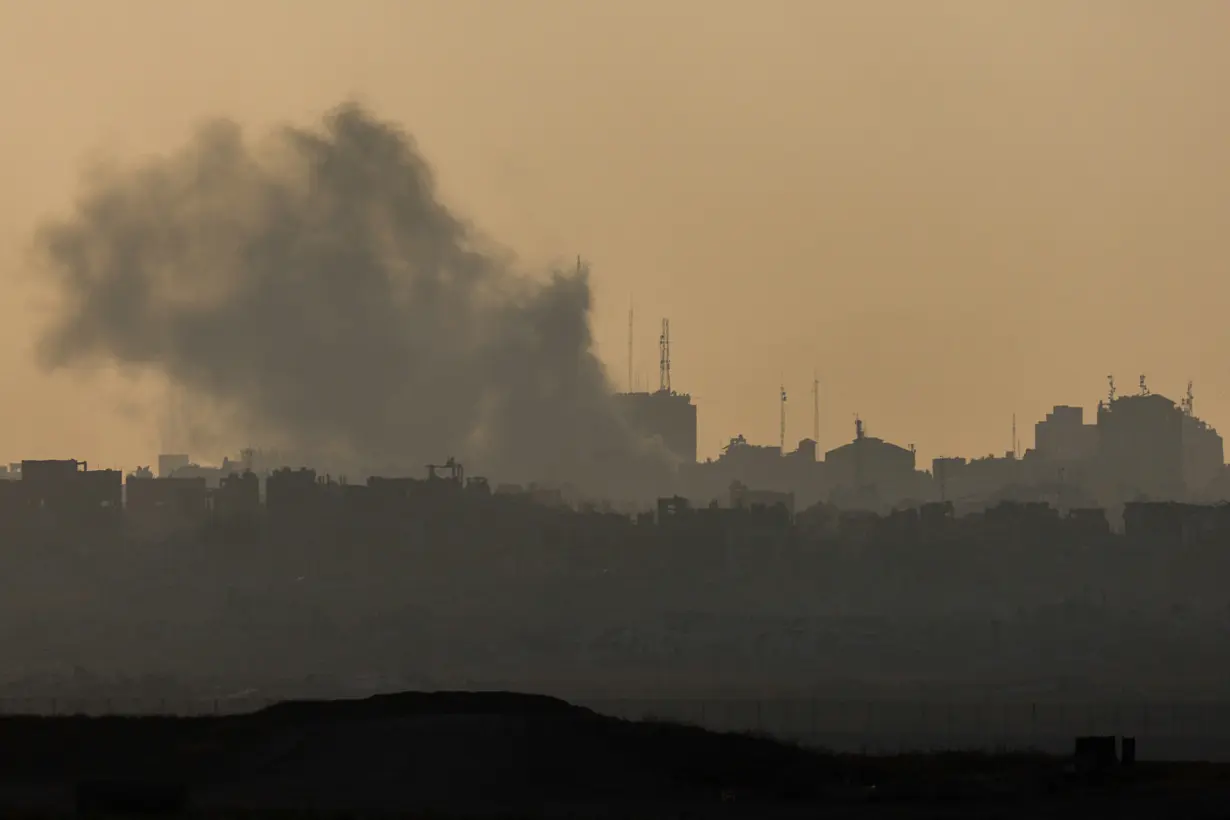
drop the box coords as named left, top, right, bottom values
left=2, top=1, right=1229, bottom=470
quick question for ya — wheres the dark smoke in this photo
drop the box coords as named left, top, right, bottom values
left=34, top=103, right=670, bottom=498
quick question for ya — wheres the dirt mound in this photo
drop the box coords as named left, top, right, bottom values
left=253, top=689, right=593, bottom=722
left=0, top=690, right=832, bottom=814
left=207, top=690, right=827, bottom=813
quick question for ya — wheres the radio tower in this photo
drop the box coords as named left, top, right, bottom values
left=812, top=371, right=820, bottom=444
left=627, top=303, right=634, bottom=393
left=780, top=383, right=788, bottom=453
left=658, top=318, right=671, bottom=394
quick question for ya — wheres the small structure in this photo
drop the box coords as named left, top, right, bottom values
left=1073, top=736, right=1117, bottom=776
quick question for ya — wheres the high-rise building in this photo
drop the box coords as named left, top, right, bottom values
left=158, top=454, right=190, bottom=479
left=1182, top=413, right=1224, bottom=495
left=1096, top=394, right=1184, bottom=501
left=612, top=390, right=697, bottom=464
left=1034, top=406, right=1097, bottom=463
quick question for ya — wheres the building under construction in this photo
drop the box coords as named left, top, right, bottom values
left=612, top=318, right=698, bottom=464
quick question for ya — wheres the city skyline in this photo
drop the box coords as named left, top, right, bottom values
left=4, top=371, right=1218, bottom=480
left=4, top=2, right=1230, bottom=472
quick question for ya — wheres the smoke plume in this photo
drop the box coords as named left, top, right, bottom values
left=34, top=103, right=669, bottom=497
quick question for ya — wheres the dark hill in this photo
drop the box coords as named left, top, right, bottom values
left=0, top=691, right=1227, bottom=817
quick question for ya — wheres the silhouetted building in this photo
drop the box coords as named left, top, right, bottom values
left=21, top=459, right=83, bottom=488
left=1066, top=507, right=1111, bottom=538
left=729, top=481, right=794, bottom=519
left=714, top=435, right=781, bottom=473
left=125, top=475, right=208, bottom=527
left=918, top=500, right=955, bottom=534
left=1181, top=412, right=1224, bottom=496
left=213, top=470, right=261, bottom=518
left=157, top=454, right=190, bottom=479
left=1034, top=406, right=1098, bottom=463
left=613, top=390, right=697, bottom=464
left=656, top=495, right=691, bottom=523
left=168, top=454, right=255, bottom=488
left=824, top=420, right=920, bottom=509
left=265, top=467, right=323, bottom=515
left=21, top=459, right=121, bottom=521
left=1096, top=394, right=1184, bottom=501
left=792, top=439, right=817, bottom=463
left=931, top=453, right=1023, bottom=505
left=1121, top=500, right=1224, bottom=545
left=682, top=434, right=831, bottom=514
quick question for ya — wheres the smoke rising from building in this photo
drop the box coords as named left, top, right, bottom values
left=32, top=103, right=669, bottom=495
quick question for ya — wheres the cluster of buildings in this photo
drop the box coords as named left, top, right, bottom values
left=0, top=442, right=1228, bottom=549
left=0, top=310, right=1224, bottom=530
left=0, top=453, right=583, bottom=537
left=616, top=372, right=1228, bottom=516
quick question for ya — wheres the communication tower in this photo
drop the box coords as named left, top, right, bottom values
left=627, top=303, right=634, bottom=393
left=658, top=318, right=671, bottom=394
left=812, top=371, right=820, bottom=445
left=780, top=384, right=787, bottom=453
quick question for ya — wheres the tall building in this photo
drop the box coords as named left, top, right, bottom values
left=1182, top=413, right=1224, bottom=495
left=21, top=459, right=121, bottom=518
left=1034, top=406, right=1098, bottom=463
left=158, top=454, right=190, bottom=479
left=823, top=419, right=920, bottom=507
left=1095, top=393, right=1184, bottom=501
left=612, top=390, right=697, bottom=464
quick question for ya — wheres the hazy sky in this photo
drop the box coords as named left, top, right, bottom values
left=2, top=1, right=1229, bottom=471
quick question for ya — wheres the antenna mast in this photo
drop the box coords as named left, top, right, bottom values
left=853, top=414, right=864, bottom=489
left=627, top=303, right=634, bottom=393
left=1139, top=374, right=1149, bottom=396
left=780, top=383, right=788, bottom=453
left=1184, top=380, right=1195, bottom=416
left=812, top=371, right=820, bottom=444
left=658, top=318, right=671, bottom=394
left=1012, top=413, right=1017, bottom=459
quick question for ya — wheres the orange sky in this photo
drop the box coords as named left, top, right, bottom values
left=2, top=0, right=1228, bottom=471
